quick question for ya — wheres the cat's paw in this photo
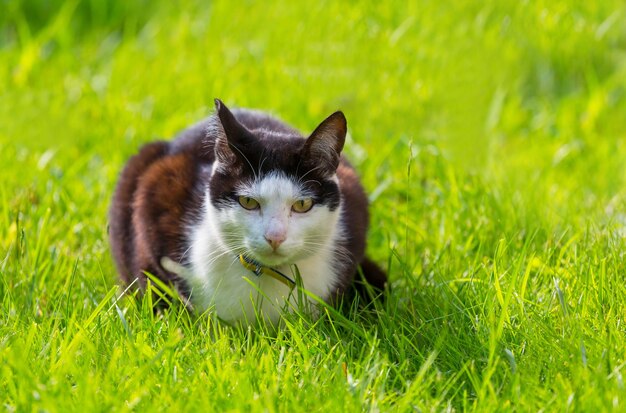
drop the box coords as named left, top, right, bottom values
left=160, top=256, right=192, bottom=278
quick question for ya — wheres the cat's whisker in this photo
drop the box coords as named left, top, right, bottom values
left=295, top=157, right=303, bottom=177
left=177, top=244, right=194, bottom=263
left=298, top=165, right=324, bottom=183
left=229, top=143, right=258, bottom=181
left=301, top=179, right=322, bottom=187
left=197, top=236, right=244, bottom=257
left=258, top=154, right=268, bottom=174
left=202, top=248, right=239, bottom=268
left=198, top=248, right=229, bottom=263
left=299, top=240, right=328, bottom=248
left=300, top=242, right=353, bottom=260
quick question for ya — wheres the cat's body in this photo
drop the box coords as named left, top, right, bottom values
left=109, top=100, right=385, bottom=325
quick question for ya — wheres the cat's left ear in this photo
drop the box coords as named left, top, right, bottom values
left=303, top=111, right=346, bottom=174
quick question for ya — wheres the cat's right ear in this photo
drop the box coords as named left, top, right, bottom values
left=213, top=99, right=254, bottom=166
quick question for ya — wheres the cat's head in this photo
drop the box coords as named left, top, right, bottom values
left=207, top=99, right=346, bottom=267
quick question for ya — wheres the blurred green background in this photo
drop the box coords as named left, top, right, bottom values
left=2, top=0, right=626, bottom=222
left=2, top=0, right=626, bottom=410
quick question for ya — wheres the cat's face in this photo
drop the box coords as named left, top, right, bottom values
left=207, top=100, right=346, bottom=267
left=211, top=171, right=341, bottom=267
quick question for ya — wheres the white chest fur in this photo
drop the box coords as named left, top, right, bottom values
left=185, top=234, right=338, bottom=325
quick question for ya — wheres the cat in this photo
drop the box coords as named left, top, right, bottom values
left=109, top=99, right=386, bottom=325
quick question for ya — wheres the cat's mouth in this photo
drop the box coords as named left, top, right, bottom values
left=249, top=251, right=289, bottom=267
left=257, top=253, right=288, bottom=267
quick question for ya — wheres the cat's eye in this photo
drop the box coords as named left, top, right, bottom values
left=292, top=198, right=313, bottom=213
left=238, top=196, right=260, bottom=210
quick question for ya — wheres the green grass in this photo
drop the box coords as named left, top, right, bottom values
left=2, top=0, right=626, bottom=410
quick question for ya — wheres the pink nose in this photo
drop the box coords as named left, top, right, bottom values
left=264, top=235, right=285, bottom=250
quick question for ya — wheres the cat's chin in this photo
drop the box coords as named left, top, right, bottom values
left=251, top=251, right=291, bottom=268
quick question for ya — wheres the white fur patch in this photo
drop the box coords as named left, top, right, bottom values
left=178, top=172, right=344, bottom=326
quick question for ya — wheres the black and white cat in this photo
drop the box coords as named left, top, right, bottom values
left=109, top=99, right=385, bottom=325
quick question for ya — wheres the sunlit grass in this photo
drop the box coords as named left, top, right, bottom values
left=1, top=0, right=626, bottom=411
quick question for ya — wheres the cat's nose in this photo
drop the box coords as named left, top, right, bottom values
left=264, top=234, right=285, bottom=250
left=265, top=219, right=286, bottom=250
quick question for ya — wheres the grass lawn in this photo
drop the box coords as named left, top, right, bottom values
left=2, top=0, right=626, bottom=410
